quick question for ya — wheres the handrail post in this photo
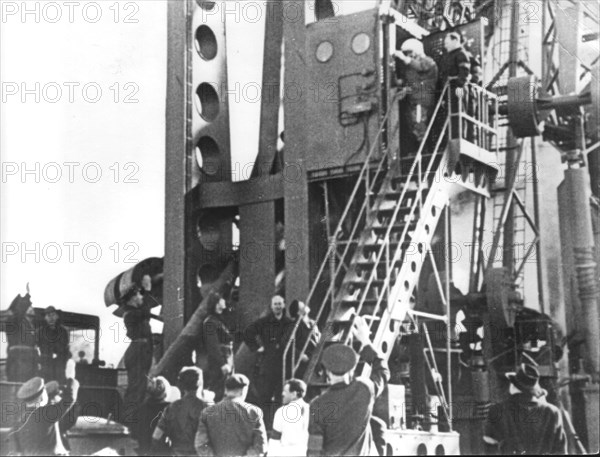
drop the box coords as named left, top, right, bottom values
left=329, top=235, right=336, bottom=311
left=458, top=85, right=463, bottom=140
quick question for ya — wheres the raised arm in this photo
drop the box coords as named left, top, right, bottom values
left=353, top=316, right=390, bottom=398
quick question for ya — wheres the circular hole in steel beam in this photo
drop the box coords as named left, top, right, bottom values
left=197, top=264, right=219, bottom=289
left=195, top=83, right=220, bottom=121
left=195, top=136, right=221, bottom=176
left=196, top=214, right=220, bottom=251
left=195, top=25, right=218, bottom=60
left=197, top=1, right=216, bottom=10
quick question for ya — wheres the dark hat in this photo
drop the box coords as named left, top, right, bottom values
left=506, top=363, right=544, bottom=397
left=17, top=377, right=45, bottom=402
left=225, top=373, right=249, bottom=390
left=44, top=306, right=58, bottom=315
left=120, top=284, right=141, bottom=305
left=322, top=344, right=359, bottom=375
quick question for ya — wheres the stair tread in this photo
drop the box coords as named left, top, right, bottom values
left=372, top=221, right=417, bottom=234
left=347, top=277, right=385, bottom=287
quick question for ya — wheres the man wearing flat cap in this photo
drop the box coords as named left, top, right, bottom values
left=483, top=363, right=567, bottom=454
left=37, top=306, right=70, bottom=383
left=308, top=316, right=390, bottom=456
left=10, top=360, right=79, bottom=456
left=195, top=373, right=268, bottom=457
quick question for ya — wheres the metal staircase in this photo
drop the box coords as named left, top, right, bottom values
left=283, top=81, right=500, bottom=396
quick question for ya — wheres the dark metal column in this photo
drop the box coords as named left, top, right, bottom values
left=502, top=0, right=520, bottom=277
left=283, top=2, right=310, bottom=303
left=163, top=0, right=188, bottom=350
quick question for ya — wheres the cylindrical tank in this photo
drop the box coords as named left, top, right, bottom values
left=104, top=257, right=164, bottom=309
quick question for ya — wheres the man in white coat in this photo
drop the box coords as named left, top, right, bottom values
left=269, top=378, right=310, bottom=457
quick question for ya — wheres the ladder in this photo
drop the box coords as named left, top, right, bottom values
left=284, top=81, right=500, bottom=398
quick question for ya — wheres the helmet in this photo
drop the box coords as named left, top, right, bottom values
left=400, top=38, right=424, bottom=56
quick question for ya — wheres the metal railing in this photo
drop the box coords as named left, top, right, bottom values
left=282, top=89, right=404, bottom=380
left=283, top=80, right=500, bottom=383
left=447, top=80, right=499, bottom=155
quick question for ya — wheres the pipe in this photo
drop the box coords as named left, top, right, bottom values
left=566, top=168, right=600, bottom=380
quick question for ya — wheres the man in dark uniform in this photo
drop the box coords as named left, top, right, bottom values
left=308, top=316, right=390, bottom=456
left=1, top=284, right=40, bottom=382
left=483, top=363, right=567, bottom=454
left=440, top=31, right=471, bottom=139
left=121, top=284, right=155, bottom=422
left=394, top=38, right=439, bottom=154
left=244, top=294, right=294, bottom=429
left=10, top=361, right=79, bottom=456
left=195, top=374, right=268, bottom=457
left=37, top=306, right=70, bottom=383
left=202, top=292, right=234, bottom=401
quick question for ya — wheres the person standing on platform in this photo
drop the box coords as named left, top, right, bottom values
left=439, top=31, right=471, bottom=139
left=394, top=38, right=439, bottom=154
left=37, top=306, right=70, bottom=383
left=483, top=363, right=567, bottom=455
left=202, top=292, right=234, bottom=401
left=244, top=294, right=294, bottom=429
left=1, top=283, right=40, bottom=382
left=121, top=284, right=155, bottom=422
left=308, top=316, right=390, bottom=456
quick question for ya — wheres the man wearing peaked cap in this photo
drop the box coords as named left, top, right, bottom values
left=483, top=363, right=567, bottom=455
left=11, top=367, right=79, bottom=456
left=321, top=343, right=359, bottom=374
left=308, top=316, right=390, bottom=456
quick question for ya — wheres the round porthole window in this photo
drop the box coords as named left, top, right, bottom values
left=316, top=41, right=334, bottom=62
left=351, top=33, right=370, bottom=54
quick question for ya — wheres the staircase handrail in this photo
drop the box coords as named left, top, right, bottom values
left=282, top=90, right=402, bottom=376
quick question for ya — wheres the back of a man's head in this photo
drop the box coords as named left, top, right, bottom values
left=178, top=366, right=203, bottom=393
left=224, top=374, right=250, bottom=400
